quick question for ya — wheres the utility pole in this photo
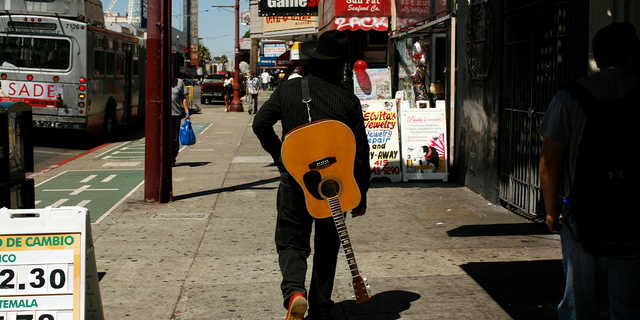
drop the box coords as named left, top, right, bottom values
left=212, top=0, right=243, bottom=112
left=145, top=0, right=173, bottom=202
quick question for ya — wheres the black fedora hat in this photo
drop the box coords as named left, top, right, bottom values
left=300, top=30, right=349, bottom=60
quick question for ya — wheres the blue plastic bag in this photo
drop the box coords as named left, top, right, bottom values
left=179, top=119, right=196, bottom=146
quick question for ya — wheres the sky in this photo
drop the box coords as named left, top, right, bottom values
left=109, top=0, right=251, bottom=58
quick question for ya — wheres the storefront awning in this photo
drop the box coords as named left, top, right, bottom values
left=319, top=0, right=391, bottom=31
left=335, top=17, right=388, bottom=31
left=276, top=51, right=309, bottom=67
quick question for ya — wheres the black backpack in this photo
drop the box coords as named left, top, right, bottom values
left=563, top=81, right=640, bottom=256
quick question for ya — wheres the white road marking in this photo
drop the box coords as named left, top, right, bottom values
left=76, top=200, right=91, bottom=207
left=80, top=175, right=97, bottom=183
left=101, top=174, right=117, bottom=182
left=51, top=199, right=69, bottom=208
left=94, top=180, right=145, bottom=224
left=102, top=162, right=141, bottom=166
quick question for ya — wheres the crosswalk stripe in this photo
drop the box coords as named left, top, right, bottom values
left=81, top=175, right=97, bottom=183
left=51, top=199, right=69, bottom=207
left=76, top=200, right=91, bottom=207
left=101, top=174, right=117, bottom=183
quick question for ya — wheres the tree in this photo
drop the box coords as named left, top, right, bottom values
left=239, top=31, right=251, bottom=63
left=220, top=55, right=228, bottom=71
left=199, top=46, right=211, bottom=64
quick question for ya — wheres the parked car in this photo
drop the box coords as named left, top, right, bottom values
left=200, top=72, right=245, bottom=104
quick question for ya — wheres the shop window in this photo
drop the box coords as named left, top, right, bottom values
left=466, top=0, right=492, bottom=79
left=367, top=32, right=388, bottom=49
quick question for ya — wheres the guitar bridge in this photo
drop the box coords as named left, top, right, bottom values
left=309, top=157, right=337, bottom=170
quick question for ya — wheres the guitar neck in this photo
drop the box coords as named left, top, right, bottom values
left=327, top=197, right=361, bottom=278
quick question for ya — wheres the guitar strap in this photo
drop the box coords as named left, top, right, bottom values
left=301, top=77, right=312, bottom=123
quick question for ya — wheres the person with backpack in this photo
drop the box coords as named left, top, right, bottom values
left=539, top=22, right=640, bottom=320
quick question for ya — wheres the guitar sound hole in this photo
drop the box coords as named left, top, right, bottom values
left=320, top=179, right=340, bottom=198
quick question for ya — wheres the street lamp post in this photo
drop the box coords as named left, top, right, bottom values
left=212, top=0, right=243, bottom=112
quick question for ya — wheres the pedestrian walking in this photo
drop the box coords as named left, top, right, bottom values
left=223, top=71, right=233, bottom=112
left=539, top=22, right=640, bottom=320
left=252, top=30, right=370, bottom=320
left=288, top=67, right=302, bottom=80
left=261, top=70, right=270, bottom=91
left=245, top=71, right=260, bottom=114
left=171, top=68, right=190, bottom=166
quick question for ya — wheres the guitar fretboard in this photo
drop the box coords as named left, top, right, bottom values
left=327, top=197, right=361, bottom=278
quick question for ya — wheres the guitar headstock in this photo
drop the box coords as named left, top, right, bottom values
left=352, top=275, right=370, bottom=303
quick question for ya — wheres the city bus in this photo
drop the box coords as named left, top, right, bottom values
left=0, top=0, right=146, bottom=135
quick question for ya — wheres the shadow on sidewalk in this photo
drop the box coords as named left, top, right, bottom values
left=331, top=290, right=421, bottom=320
left=172, top=177, right=280, bottom=201
left=447, top=223, right=551, bottom=237
left=460, top=260, right=564, bottom=320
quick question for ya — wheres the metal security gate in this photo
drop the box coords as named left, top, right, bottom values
left=499, top=0, right=587, bottom=218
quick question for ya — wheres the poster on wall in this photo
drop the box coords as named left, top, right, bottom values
left=362, top=99, right=401, bottom=182
left=353, top=68, right=392, bottom=100
left=400, top=101, right=448, bottom=181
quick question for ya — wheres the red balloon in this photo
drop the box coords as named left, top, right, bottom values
left=353, top=60, right=367, bottom=72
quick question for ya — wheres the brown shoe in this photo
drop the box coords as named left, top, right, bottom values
left=286, top=292, right=307, bottom=320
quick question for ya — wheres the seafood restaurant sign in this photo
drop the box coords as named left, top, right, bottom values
left=336, top=0, right=390, bottom=16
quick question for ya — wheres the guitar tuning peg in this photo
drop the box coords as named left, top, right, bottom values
left=352, top=295, right=355, bottom=298
left=366, top=284, right=370, bottom=288
left=363, top=277, right=367, bottom=282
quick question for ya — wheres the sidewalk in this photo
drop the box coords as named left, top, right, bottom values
left=32, top=90, right=564, bottom=320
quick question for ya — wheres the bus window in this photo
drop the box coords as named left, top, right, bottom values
left=94, top=50, right=105, bottom=75
left=133, top=57, right=139, bottom=76
left=106, top=51, right=116, bottom=75
left=0, top=36, right=70, bottom=70
left=117, top=53, right=124, bottom=75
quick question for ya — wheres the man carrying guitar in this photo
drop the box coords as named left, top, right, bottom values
left=253, top=31, right=371, bottom=320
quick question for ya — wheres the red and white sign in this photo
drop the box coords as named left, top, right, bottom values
left=396, top=0, right=431, bottom=29
left=0, top=80, right=63, bottom=108
left=335, top=0, right=391, bottom=17
left=240, top=38, right=251, bottom=50
left=335, top=17, right=388, bottom=31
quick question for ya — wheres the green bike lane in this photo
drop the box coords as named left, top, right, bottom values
left=34, top=122, right=212, bottom=223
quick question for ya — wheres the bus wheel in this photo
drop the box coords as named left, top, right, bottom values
left=201, top=97, right=207, bottom=105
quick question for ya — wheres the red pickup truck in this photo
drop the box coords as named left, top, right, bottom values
left=200, top=72, right=245, bottom=104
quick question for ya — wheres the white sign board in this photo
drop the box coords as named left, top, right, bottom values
left=240, top=38, right=251, bottom=50
left=400, top=100, right=448, bottom=181
left=263, top=43, right=287, bottom=58
left=0, top=207, right=103, bottom=320
left=362, top=99, right=401, bottom=182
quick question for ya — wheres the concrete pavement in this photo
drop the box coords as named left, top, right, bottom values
left=31, top=90, right=565, bottom=319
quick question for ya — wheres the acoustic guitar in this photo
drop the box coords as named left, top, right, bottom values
left=281, top=119, right=370, bottom=303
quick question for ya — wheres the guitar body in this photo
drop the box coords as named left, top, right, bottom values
left=281, top=119, right=370, bottom=303
left=281, top=119, right=361, bottom=218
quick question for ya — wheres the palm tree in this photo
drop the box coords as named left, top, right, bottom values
left=199, top=46, right=211, bottom=64
left=220, top=55, right=228, bottom=71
